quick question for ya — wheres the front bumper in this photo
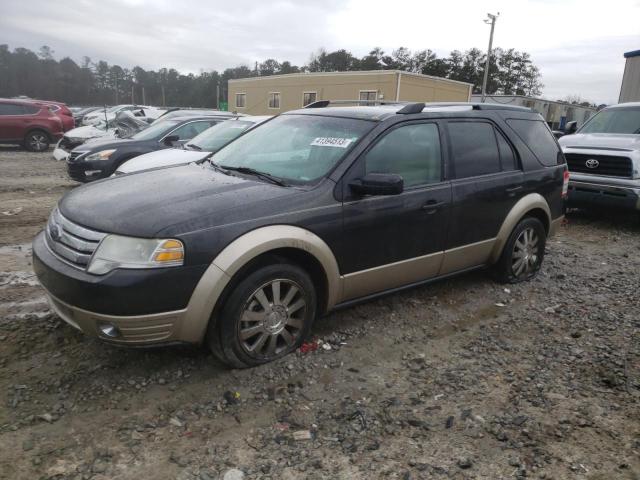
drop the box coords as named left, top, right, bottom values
left=46, top=289, right=187, bottom=346
left=33, top=230, right=212, bottom=345
left=66, top=155, right=112, bottom=182
left=567, top=175, right=640, bottom=211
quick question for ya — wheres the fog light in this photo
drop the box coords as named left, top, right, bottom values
left=98, top=323, right=121, bottom=338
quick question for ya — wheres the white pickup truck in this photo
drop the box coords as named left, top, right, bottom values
left=558, top=102, right=640, bottom=211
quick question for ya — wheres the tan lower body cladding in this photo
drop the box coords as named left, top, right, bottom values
left=340, top=238, right=495, bottom=302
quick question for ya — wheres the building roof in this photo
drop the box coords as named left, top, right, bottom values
left=228, top=70, right=473, bottom=87
left=624, top=50, right=640, bottom=58
left=471, top=94, right=597, bottom=111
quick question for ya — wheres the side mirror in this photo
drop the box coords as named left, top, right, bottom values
left=163, top=134, right=179, bottom=146
left=349, top=173, right=404, bottom=196
left=564, top=121, right=577, bottom=135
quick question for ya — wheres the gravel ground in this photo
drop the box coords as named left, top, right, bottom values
left=1, top=148, right=639, bottom=480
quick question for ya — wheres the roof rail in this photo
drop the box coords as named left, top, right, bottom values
left=304, top=99, right=408, bottom=109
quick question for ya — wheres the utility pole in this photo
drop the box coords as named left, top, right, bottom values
left=114, top=75, right=119, bottom=104
left=481, top=12, right=499, bottom=103
left=216, top=81, right=220, bottom=109
left=142, top=86, right=146, bottom=106
left=131, top=85, right=135, bottom=104
left=161, top=85, right=166, bottom=107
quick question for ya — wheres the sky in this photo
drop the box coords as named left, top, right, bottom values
left=1, top=0, right=639, bottom=104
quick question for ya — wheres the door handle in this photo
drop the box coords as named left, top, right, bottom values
left=505, top=186, right=523, bottom=197
left=421, top=200, right=444, bottom=213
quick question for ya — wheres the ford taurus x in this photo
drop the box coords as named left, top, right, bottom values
left=34, top=102, right=567, bottom=368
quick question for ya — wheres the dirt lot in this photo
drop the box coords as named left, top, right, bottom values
left=1, top=148, right=639, bottom=480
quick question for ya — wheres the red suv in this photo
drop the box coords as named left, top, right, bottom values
left=0, top=99, right=64, bottom=151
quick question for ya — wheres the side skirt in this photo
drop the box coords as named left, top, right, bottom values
left=331, top=264, right=487, bottom=312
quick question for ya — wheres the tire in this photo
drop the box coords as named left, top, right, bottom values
left=24, top=130, right=50, bottom=152
left=207, top=262, right=317, bottom=368
left=493, top=217, right=546, bottom=284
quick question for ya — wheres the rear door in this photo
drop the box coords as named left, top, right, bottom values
left=441, top=120, right=523, bottom=273
left=0, top=103, right=29, bottom=141
left=339, top=121, right=452, bottom=300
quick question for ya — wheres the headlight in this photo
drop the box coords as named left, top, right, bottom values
left=87, top=235, right=184, bottom=275
left=85, top=149, right=116, bottom=161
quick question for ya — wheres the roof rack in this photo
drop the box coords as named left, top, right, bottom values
left=303, top=100, right=534, bottom=114
left=304, top=99, right=409, bottom=109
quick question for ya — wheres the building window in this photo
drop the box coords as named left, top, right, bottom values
left=268, top=92, right=280, bottom=109
left=235, top=93, right=246, bottom=108
left=303, top=92, right=317, bottom=106
left=359, top=90, right=377, bottom=104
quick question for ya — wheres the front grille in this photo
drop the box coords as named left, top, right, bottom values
left=67, top=151, right=82, bottom=162
left=565, top=153, right=633, bottom=178
left=45, top=209, right=106, bottom=269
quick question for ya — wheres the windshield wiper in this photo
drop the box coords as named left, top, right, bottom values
left=185, top=143, right=202, bottom=151
left=218, top=165, right=289, bottom=187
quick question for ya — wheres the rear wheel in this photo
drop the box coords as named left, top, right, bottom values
left=208, top=262, right=316, bottom=368
left=24, top=130, right=50, bottom=152
left=494, top=217, right=546, bottom=283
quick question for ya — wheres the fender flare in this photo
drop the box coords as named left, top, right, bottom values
left=179, top=225, right=341, bottom=343
left=489, top=193, right=551, bottom=263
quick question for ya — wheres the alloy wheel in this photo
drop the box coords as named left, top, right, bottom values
left=238, top=279, right=306, bottom=358
left=30, top=134, right=48, bottom=151
left=511, top=227, right=540, bottom=277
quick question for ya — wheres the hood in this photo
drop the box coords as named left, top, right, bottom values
left=58, top=163, right=296, bottom=237
left=74, top=136, right=135, bottom=152
left=559, top=133, right=640, bottom=151
left=64, top=124, right=111, bottom=140
left=116, top=148, right=209, bottom=174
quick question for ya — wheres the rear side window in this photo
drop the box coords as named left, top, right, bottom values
left=507, top=119, right=561, bottom=166
left=0, top=104, right=26, bottom=115
left=448, top=122, right=501, bottom=178
left=23, top=104, right=40, bottom=114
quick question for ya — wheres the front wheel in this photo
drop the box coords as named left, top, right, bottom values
left=24, top=130, right=50, bottom=152
left=208, top=262, right=317, bottom=368
left=494, top=217, right=546, bottom=283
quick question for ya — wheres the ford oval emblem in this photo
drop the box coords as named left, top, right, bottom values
left=585, top=159, right=599, bottom=169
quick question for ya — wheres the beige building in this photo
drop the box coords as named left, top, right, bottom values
left=228, top=70, right=473, bottom=115
left=619, top=49, right=640, bottom=103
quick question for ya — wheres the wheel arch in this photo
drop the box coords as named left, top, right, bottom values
left=489, top=193, right=551, bottom=264
left=179, top=225, right=341, bottom=343
left=24, top=127, right=52, bottom=142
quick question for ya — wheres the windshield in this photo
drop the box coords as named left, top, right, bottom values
left=189, top=120, right=257, bottom=152
left=211, top=114, right=373, bottom=184
left=579, top=107, right=640, bottom=134
left=129, top=120, right=178, bottom=140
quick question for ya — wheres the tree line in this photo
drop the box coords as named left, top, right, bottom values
left=0, top=44, right=545, bottom=108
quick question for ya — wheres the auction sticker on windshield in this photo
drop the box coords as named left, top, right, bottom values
left=310, top=137, right=354, bottom=148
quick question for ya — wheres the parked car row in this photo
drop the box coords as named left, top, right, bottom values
left=66, top=111, right=242, bottom=181
left=34, top=100, right=568, bottom=368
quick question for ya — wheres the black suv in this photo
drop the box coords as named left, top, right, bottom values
left=66, top=114, right=235, bottom=182
left=34, top=102, right=567, bottom=368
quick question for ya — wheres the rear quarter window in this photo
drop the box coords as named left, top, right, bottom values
left=24, top=104, right=40, bottom=114
left=506, top=119, right=561, bottom=166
